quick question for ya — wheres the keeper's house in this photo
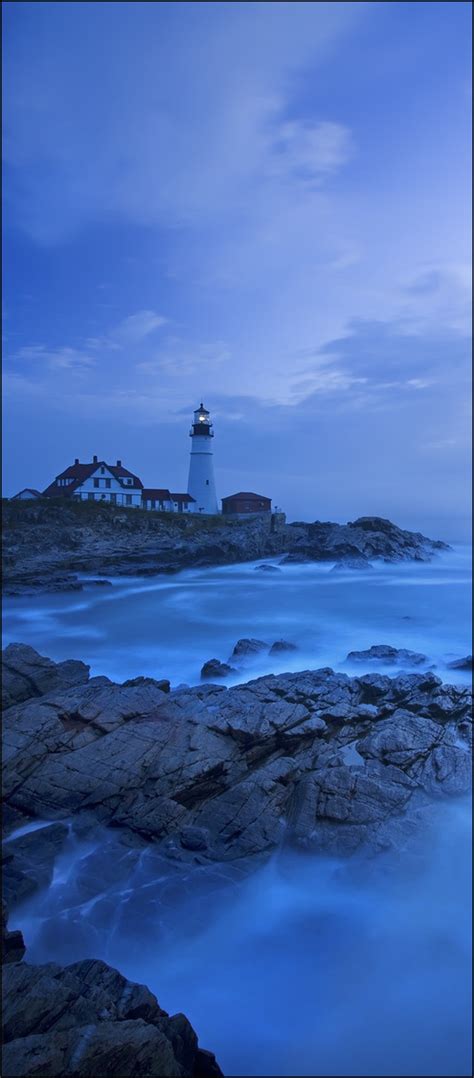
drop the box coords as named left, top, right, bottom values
left=43, top=457, right=143, bottom=508
left=37, top=458, right=196, bottom=512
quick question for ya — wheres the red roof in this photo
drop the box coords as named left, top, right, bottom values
left=170, top=492, right=196, bottom=502
left=142, top=488, right=172, bottom=500
left=222, top=492, right=271, bottom=502
left=43, top=460, right=143, bottom=497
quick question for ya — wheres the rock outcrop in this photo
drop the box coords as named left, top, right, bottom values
left=2, top=500, right=449, bottom=595
left=3, top=646, right=471, bottom=866
left=346, top=645, right=429, bottom=666
left=2, top=644, right=471, bottom=1076
left=201, top=659, right=236, bottom=680
left=447, top=655, right=472, bottom=671
left=2, top=907, right=222, bottom=1078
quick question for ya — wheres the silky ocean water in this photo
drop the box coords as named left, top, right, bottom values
left=4, top=544, right=473, bottom=1077
left=2, top=545, right=472, bottom=689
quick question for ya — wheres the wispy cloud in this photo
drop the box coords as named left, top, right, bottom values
left=12, top=344, right=96, bottom=371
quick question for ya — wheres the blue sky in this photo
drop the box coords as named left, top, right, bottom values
left=2, top=1, right=471, bottom=537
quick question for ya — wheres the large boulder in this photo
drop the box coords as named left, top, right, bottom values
left=346, top=645, right=428, bottom=666
left=201, top=659, right=236, bottom=680
left=447, top=655, right=472, bottom=671
left=269, top=640, right=298, bottom=654
left=2, top=955, right=222, bottom=1077
left=230, top=638, right=267, bottom=659
left=2, top=644, right=90, bottom=710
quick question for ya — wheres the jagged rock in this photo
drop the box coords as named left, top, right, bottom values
left=269, top=640, right=298, bottom=654
left=2, top=956, right=222, bottom=1077
left=122, top=675, right=171, bottom=693
left=201, top=659, right=236, bottom=680
left=2, top=647, right=471, bottom=866
left=447, top=655, right=472, bottom=671
left=2, top=643, right=90, bottom=710
left=230, top=638, right=267, bottom=658
left=346, top=645, right=428, bottom=666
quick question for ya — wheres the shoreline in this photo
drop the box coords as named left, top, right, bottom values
left=3, top=500, right=450, bottom=597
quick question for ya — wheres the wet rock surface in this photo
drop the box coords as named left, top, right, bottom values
left=201, top=659, right=237, bottom=680
left=346, top=645, right=429, bottom=666
left=3, top=646, right=471, bottom=866
left=1, top=907, right=222, bottom=1078
left=2, top=501, right=449, bottom=595
left=2, top=643, right=471, bottom=1076
left=447, top=655, right=472, bottom=671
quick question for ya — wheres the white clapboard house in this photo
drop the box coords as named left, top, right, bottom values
left=40, top=458, right=196, bottom=513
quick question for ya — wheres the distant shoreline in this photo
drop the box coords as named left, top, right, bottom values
left=2, top=499, right=450, bottom=597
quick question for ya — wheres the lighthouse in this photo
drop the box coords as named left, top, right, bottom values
left=187, top=403, right=219, bottom=514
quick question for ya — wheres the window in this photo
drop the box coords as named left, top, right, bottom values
left=110, top=494, right=117, bottom=504
left=94, top=478, right=99, bottom=488
left=125, top=494, right=132, bottom=505
left=105, top=479, right=111, bottom=488
left=88, top=493, right=95, bottom=501
left=101, top=494, right=106, bottom=500
left=100, top=467, right=105, bottom=474
left=206, top=480, right=209, bottom=485
left=150, top=500, right=156, bottom=509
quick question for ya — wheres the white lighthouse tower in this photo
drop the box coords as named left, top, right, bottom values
left=187, top=403, right=219, bottom=514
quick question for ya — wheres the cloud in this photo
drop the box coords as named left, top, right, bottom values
left=2, top=3, right=364, bottom=242
left=12, top=344, right=96, bottom=371
left=268, top=120, right=353, bottom=184
left=85, top=310, right=167, bottom=352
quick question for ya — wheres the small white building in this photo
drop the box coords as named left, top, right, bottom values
left=170, top=492, right=196, bottom=514
left=141, top=488, right=174, bottom=512
left=43, top=457, right=143, bottom=507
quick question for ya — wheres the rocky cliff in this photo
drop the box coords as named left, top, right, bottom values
left=2, top=500, right=449, bottom=595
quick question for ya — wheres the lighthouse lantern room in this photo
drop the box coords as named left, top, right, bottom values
left=187, top=403, right=219, bottom=514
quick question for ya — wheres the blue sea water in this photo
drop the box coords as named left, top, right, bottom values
left=3, top=544, right=472, bottom=689
left=4, top=545, right=473, bottom=1077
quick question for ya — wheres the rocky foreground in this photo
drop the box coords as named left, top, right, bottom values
left=2, top=905, right=222, bottom=1078
left=3, top=643, right=471, bottom=862
left=2, top=643, right=471, bottom=1077
left=2, top=499, right=448, bottom=594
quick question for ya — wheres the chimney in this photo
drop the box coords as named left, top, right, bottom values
left=93, top=455, right=98, bottom=464
left=116, top=459, right=122, bottom=467
left=74, top=458, right=79, bottom=465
